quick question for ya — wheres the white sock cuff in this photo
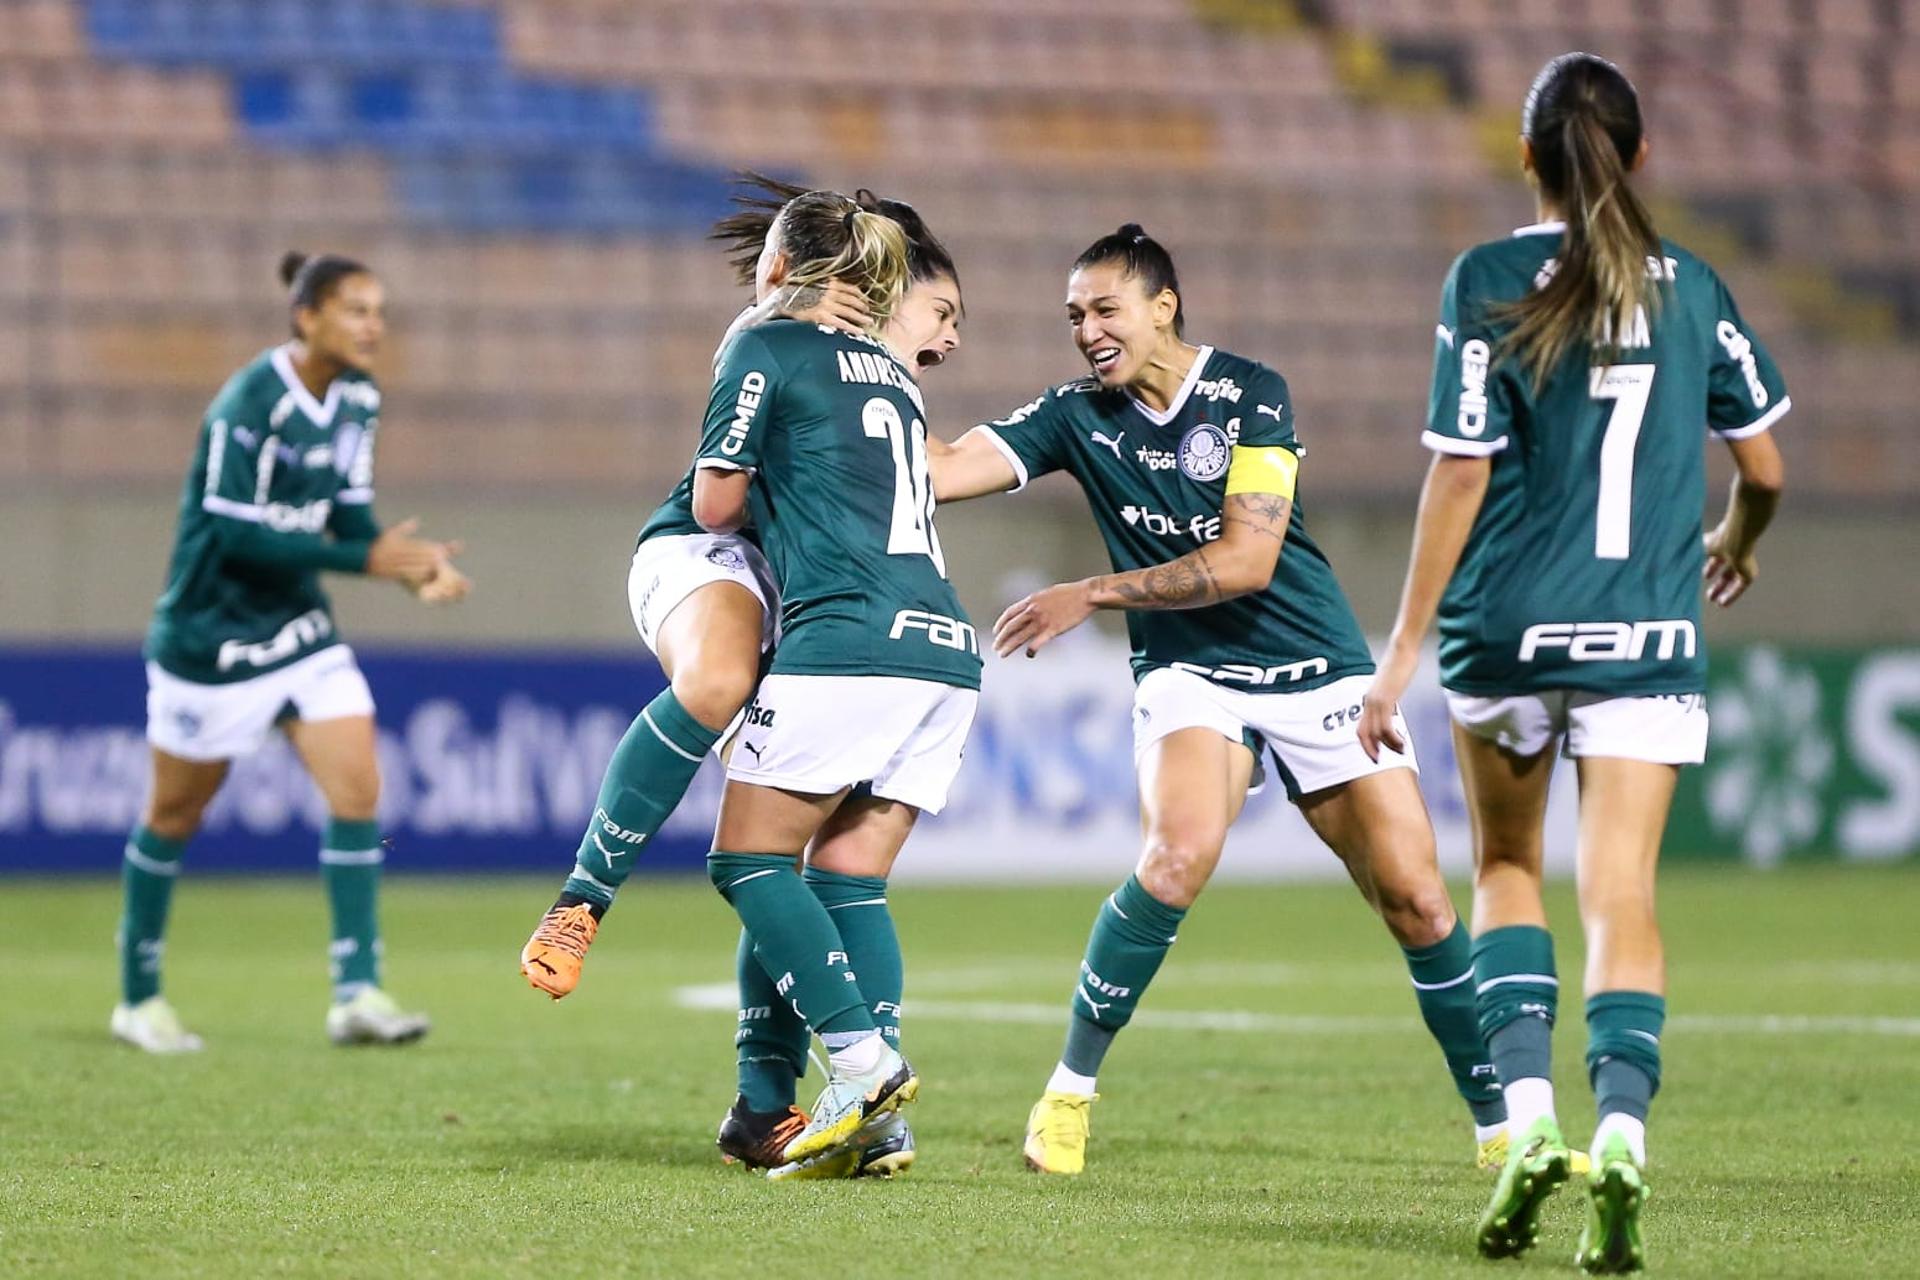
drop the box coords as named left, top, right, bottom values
left=1046, top=1063, right=1098, bottom=1096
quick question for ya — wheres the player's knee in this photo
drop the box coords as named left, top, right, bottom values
left=1377, top=879, right=1457, bottom=948
left=142, top=796, right=207, bottom=842
left=326, top=771, right=381, bottom=822
left=1136, top=833, right=1222, bottom=908
left=672, top=663, right=755, bottom=731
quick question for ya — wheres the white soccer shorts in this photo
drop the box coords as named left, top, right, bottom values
left=628, top=532, right=780, bottom=655
left=145, top=645, right=375, bottom=762
left=1447, top=690, right=1709, bottom=765
left=1130, top=666, right=1416, bottom=800
left=725, top=673, right=979, bottom=815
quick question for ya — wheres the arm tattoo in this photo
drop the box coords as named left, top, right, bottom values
left=1221, top=492, right=1292, bottom=545
left=1095, top=548, right=1225, bottom=610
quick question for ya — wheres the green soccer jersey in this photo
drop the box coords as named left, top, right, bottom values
left=976, top=346, right=1375, bottom=692
left=636, top=305, right=762, bottom=550
left=695, top=320, right=981, bottom=691
left=145, top=345, right=385, bottom=684
left=1425, top=223, right=1791, bottom=697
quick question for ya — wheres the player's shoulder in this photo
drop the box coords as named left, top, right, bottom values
left=1446, top=228, right=1559, bottom=299
left=206, top=348, right=284, bottom=423
left=1203, top=346, right=1289, bottom=401
left=986, top=375, right=1099, bottom=430
left=1654, top=238, right=1725, bottom=294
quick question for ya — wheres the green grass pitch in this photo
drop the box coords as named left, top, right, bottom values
left=4, top=866, right=1917, bottom=1278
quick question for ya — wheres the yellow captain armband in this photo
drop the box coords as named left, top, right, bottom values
left=1224, top=445, right=1299, bottom=500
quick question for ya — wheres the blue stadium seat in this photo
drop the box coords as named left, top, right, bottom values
left=78, top=0, right=731, bottom=232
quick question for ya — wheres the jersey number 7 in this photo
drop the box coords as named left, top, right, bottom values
left=862, top=396, right=948, bottom=577
left=1589, top=363, right=1655, bottom=561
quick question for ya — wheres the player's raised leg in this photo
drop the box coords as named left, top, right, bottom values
left=524, top=582, right=756, bottom=997
left=1573, top=756, right=1674, bottom=1274
left=1025, top=728, right=1248, bottom=1174
left=1452, top=722, right=1573, bottom=1258
left=287, top=713, right=428, bottom=1046
left=1295, top=767, right=1509, bottom=1166
left=111, top=746, right=226, bottom=1053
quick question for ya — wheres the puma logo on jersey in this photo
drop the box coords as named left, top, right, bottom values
left=1090, top=429, right=1126, bottom=458
left=1435, top=324, right=1456, bottom=349
left=1518, top=619, right=1697, bottom=663
left=1255, top=403, right=1285, bottom=420
left=889, top=609, right=979, bottom=654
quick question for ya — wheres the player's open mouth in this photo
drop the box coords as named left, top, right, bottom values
left=1089, top=346, right=1122, bottom=373
left=917, top=348, right=945, bottom=368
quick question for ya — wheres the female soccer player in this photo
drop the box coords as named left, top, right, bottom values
left=1356, top=54, right=1788, bottom=1271
left=689, top=189, right=979, bottom=1174
left=928, top=226, right=1507, bottom=1177
left=516, top=180, right=963, bottom=1174
left=115, top=251, right=469, bottom=1054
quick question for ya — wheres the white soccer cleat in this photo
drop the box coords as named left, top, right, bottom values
left=326, top=987, right=430, bottom=1046
left=110, top=997, right=205, bottom=1054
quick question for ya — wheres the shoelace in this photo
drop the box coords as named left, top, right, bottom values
left=533, top=907, right=597, bottom=958
left=1039, top=1099, right=1090, bottom=1143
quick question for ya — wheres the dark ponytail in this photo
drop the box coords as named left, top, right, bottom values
left=710, top=171, right=957, bottom=291
left=280, top=250, right=370, bottom=314
left=1492, top=53, right=1663, bottom=388
left=1072, top=224, right=1184, bottom=335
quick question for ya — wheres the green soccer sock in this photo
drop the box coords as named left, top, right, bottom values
left=735, top=928, right=809, bottom=1114
left=118, top=826, right=186, bottom=1005
left=708, top=852, right=872, bottom=1037
left=1059, top=875, right=1187, bottom=1079
left=1586, top=991, right=1665, bottom=1123
left=321, top=817, right=384, bottom=1000
left=563, top=689, right=723, bottom=912
left=1473, top=924, right=1558, bottom=1129
left=1404, top=920, right=1508, bottom=1127
left=804, top=867, right=903, bottom=1047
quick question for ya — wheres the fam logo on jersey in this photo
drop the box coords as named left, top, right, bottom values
left=705, top=545, right=748, bottom=573
left=1177, top=423, right=1231, bottom=481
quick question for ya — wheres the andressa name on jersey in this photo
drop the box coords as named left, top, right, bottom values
left=833, top=331, right=926, bottom=415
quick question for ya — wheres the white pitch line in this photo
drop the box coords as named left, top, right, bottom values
left=669, top=983, right=1920, bottom=1037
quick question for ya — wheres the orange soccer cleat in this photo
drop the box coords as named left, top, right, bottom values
left=521, top=902, right=601, bottom=999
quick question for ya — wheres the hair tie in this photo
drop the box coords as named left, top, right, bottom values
left=843, top=208, right=860, bottom=233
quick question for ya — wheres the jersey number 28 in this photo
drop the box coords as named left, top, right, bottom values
left=1589, top=364, right=1655, bottom=561
left=863, top=397, right=947, bottom=577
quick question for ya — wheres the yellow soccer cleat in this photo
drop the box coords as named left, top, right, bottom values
left=521, top=902, right=600, bottom=999
left=1023, top=1091, right=1097, bottom=1174
left=1481, top=1128, right=1590, bottom=1174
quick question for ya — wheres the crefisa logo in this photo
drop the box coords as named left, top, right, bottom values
left=1178, top=423, right=1230, bottom=481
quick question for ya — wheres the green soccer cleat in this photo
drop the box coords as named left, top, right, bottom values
left=1476, top=1115, right=1574, bottom=1259
left=1576, top=1133, right=1648, bottom=1274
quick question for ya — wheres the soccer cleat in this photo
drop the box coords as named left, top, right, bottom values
left=110, top=997, right=204, bottom=1054
left=716, top=1097, right=809, bottom=1170
left=1476, top=1115, right=1574, bottom=1259
left=854, top=1111, right=916, bottom=1178
left=1576, top=1133, right=1648, bottom=1273
left=521, top=902, right=600, bottom=999
left=767, top=1111, right=916, bottom=1182
left=779, top=1045, right=917, bottom=1165
left=1023, top=1090, right=1097, bottom=1174
left=1478, top=1128, right=1590, bottom=1175
left=326, top=987, right=430, bottom=1046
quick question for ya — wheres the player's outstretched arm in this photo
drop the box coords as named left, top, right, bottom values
left=1358, top=454, right=1490, bottom=760
left=991, top=490, right=1290, bottom=659
left=1703, top=430, right=1785, bottom=608
left=928, top=427, right=1019, bottom=503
